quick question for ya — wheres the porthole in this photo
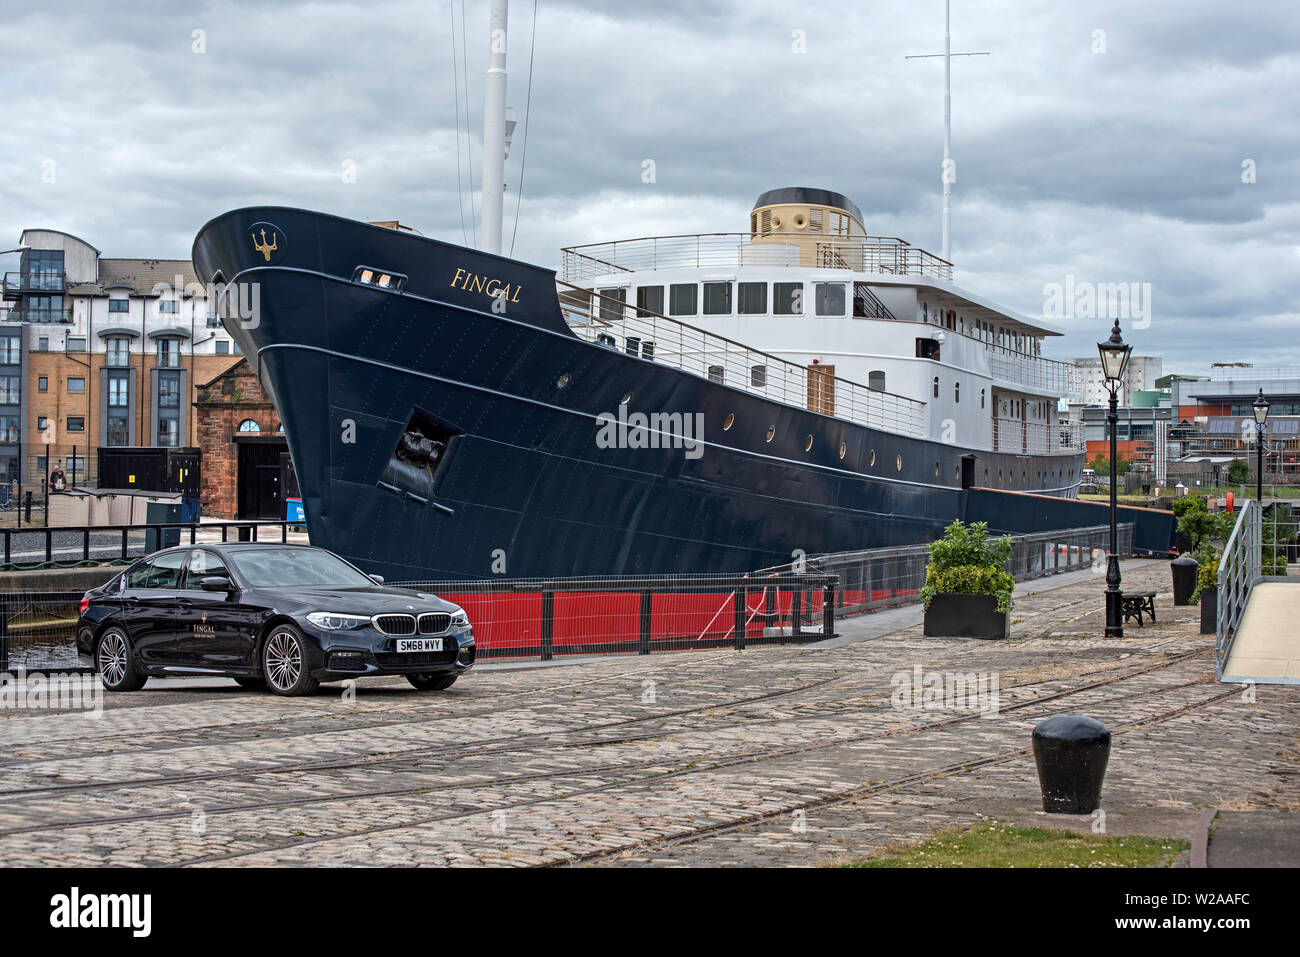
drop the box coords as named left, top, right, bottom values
left=723, top=413, right=735, bottom=431
left=765, top=425, right=776, bottom=443
left=869, top=450, right=877, bottom=467
left=838, top=442, right=847, bottom=459
left=896, top=454, right=903, bottom=472
left=556, top=374, right=571, bottom=389
left=804, top=435, right=814, bottom=452
left=620, top=392, right=632, bottom=405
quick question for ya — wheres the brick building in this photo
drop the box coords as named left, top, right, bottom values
left=194, top=358, right=294, bottom=519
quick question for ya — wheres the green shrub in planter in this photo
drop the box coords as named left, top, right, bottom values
left=919, top=520, right=1016, bottom=615
left=1188, top=546, right=1218, bottom=605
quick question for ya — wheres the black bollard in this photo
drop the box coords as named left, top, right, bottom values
left=1170, top=553, right=1199, bottom=606
left=1032, top=714, right=1111, bottom=814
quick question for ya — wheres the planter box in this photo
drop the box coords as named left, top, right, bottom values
left=924, top=593, right=1009, bottom=639
left=1199, top=588, right=1217, bottom=635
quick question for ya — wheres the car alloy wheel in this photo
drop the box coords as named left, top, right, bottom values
left=262, top=626, right=319, bottom=696
left=97, top=629, right=146, bottom=692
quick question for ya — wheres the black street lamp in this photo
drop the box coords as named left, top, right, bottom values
left=1253, top=388, right=1269, bottom=505
left=1098, top=319, right=1132, bottom=638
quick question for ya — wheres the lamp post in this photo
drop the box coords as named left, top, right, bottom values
left=1252, top=388, right=1269, bottom=506
left=1098, top=319, right=1132, bottom=638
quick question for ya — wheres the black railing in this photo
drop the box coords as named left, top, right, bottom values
left=391, top=573, right=841, bottom=660
left=0, top=520, right=300, bottom=571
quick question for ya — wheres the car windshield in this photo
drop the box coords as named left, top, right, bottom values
left=227, top=548, right=375, bottom=588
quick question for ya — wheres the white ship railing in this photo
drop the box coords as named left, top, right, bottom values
left=558, top=282, right=928, bottom=439
left=561, top=233, right=954, bottom=283
left=993, top=417, right=1086, bottom=455
left=985, top=344, right=1083, bottom=398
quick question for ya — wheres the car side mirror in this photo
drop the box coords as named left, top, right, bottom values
left=199, top=576, right=235, bottom=593
left=369, top=574, right=385, bottom=585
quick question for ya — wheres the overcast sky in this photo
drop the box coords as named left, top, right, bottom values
left=2, top=0, right=1297, bottom=374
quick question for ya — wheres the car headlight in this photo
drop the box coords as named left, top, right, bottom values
left=449, top=607, right=469, bottom=626
left=306, top=612, right=372, bottom=631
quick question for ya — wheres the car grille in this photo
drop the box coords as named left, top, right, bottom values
left=374, top=648, right=458, bottom=668
left=418, top=612, right=451, bottom=634
left=372, top=614, right=417, bottom=636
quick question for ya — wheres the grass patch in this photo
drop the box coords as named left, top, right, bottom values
left=843, top=821, right=1188, bottom=868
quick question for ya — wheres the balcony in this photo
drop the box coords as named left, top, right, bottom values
left=985, top=345, right=1082, bottom=399
left=561, top=233, right=954, bottom=284
left=2, top=270, right=66, bottom=300
left=993, top=417, right=1086, bottom=456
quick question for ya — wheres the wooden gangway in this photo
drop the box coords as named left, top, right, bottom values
left=1220, top=581, right=1300, bottom=684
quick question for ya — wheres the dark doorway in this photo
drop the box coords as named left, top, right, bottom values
left=236, top=436, right=290, bottom=519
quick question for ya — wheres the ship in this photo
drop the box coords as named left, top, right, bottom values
left=191, top=187, right=1087, bottom=581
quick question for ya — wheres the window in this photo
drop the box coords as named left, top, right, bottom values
left=157, top=418, right=178, bottom=447
left=737, top=282, right=767, bottom=315
left=106, top=337, right=130, bottom=367
left=669, top=283, right=697, bottom=316
left=922, top=302, right=929, bottom=323
left=21, top=248, right=64, bottom=289
left=0, top=415, right=18, bottom=442
left=36, top=416, right=48, bottom=431
left=37, top=376, right=47, bottom=392
left=238, top=419, right=261, bottom=432
left=159, top=300, right=179, bottom=314
left=981, top=388, right=986, bottom=409
left=37, top=337, right=48, bottom=351
left=215, top=340, right=230, bottom=354
left=707, top=366, right=724, bottom=384
left=67, top=416, right=85, bottom=432
left=107, top=416, right=129, bottom=447
left=916, top=338, right=941, bottom=361
left=0, top=375, right=17, bottom=404
left=868, top=371, right=886, bottom=392
left=188, top=549, right=230, bottom=581
left=109, top=299, right=129, bottom=313
left=773, top=282, right=803, bottom=315
left=143, top=551, right=186, bottom=589
left=702, top=282, right=732, bottom=315
left=24, top=294, right=63, bottom=323
left=158, top=375, right=180, bottom=408
left=955, top=381, right=960, bottom=403
left=0, top=338, right=19, bottom=364
left=814, top=283, right=846, bottom=316
left=751, top=365, right=767, bottom=388
left=157, top=337, right=180, bottom=368
left=597, top=288, right=626, bottom=323
left=67, top=337, right=86, bottom=352
left=68, top=377, right=86, bottom=393
left=64, top=455, right=86, bottom=473
left=636, top=285, right=664, bottom=317
left=108, top=375, right=129, bottom=407
left=932, top=376, right=940, bottom=399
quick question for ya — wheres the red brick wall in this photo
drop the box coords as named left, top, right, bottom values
left=194, top=361, right=279, bottom=518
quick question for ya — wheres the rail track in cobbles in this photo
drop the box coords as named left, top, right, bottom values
left=0, top=640, right=1225, bottom=866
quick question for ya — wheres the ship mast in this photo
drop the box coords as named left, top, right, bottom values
left=480, top=0, right=509, bottom=255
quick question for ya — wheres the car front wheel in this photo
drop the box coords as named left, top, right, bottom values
left=262, top=625, right=319, bottom=696
left=407, top=673, right=458, bottom=691
left=97, top=628, right=147, bottom=692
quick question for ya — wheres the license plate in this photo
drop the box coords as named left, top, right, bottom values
left=396, top=638, right=443, bottom=653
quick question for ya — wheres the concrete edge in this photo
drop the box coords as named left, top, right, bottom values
left=1191, top=807, right=1218, bottom=869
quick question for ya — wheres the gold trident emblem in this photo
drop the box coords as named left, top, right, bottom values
left=252, top=227, right=278, bottom=261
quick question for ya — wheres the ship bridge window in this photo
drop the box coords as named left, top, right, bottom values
left=708, top=365, right=725, bottom=384
left=669, top=283, right=697, bottom=316
left=703, top=282, right=733, bottom=315
left=774, top=282, right=803, bottom=315
left=598, top=288, right=627, bottom=323
left=352, top=266, right=408, bottom=291
left=738, top=282, right=767, bottom=315
left=868, top=371, right=886, bottom=392
left=751, top=365, right=767, bottom=388
left=636, top=285, right=664, bottom=317
left=814, top=283, right=846, bottom=316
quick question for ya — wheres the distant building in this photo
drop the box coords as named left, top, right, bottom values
left=1072, top=355, right=1163, bottom=406
left=1170, top=366, right=1300, bottom=482
left=1, top=228, right=243, bottom=487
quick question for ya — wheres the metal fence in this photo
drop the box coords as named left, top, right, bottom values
left=0, top=520, right=302, bottom=571
left=0, top=591, right=87, bottom=674
left=1214, top=499, right=1300, bottom=678
left=390, top=573, right=840, bottom=661
left=755, top=523, right=1133, bottom=618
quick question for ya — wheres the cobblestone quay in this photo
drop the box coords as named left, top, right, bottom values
left=0, top=561, right=1294, bottom=867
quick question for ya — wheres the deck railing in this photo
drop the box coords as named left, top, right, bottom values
left=992, top=418, right=1086, bottom=455
left=558, top=282, right=928, bottom=439
left=985, top=345, right=1082, bottom=398
left=1216, top=499, right=1260, bottom=677
left=561, top=233, right=954, bottom=283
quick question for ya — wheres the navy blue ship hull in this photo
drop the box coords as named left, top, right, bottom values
left=193, top=208, right=1083, bottom=581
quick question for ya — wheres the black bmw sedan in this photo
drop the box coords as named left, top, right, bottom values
left=75, top=543, right=475, bottom=696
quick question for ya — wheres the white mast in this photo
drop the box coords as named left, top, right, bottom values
left=905, top=2, right=988, bottom=265
left=480, top=0, right=508, bottom=255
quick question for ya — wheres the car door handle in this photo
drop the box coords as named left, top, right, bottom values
left=125, top=597, right=140, bottom=606
left=178, top=599, right=192, bottom=610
